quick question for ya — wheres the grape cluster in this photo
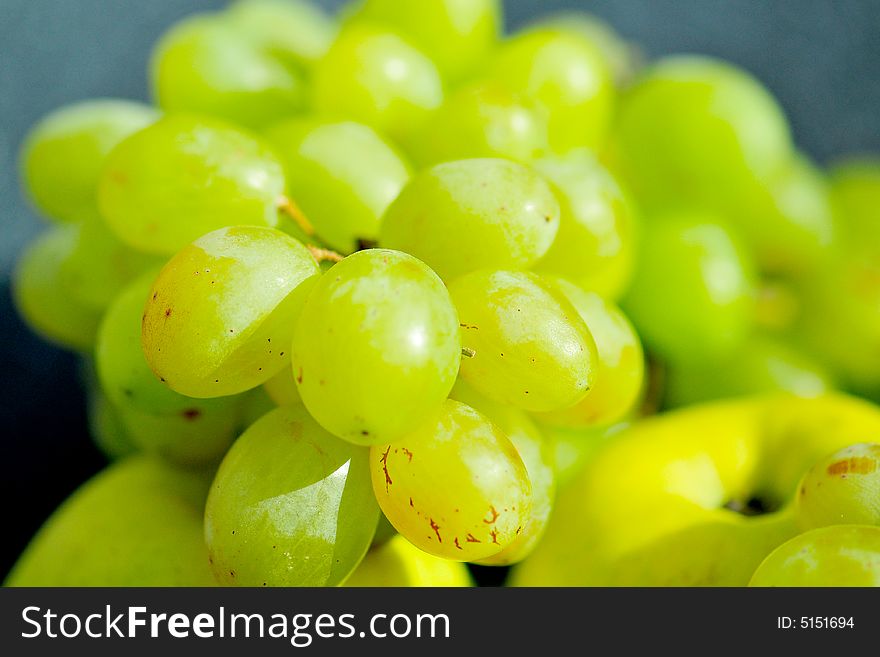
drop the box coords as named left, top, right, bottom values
left=8, top=0, right=880, bottom=587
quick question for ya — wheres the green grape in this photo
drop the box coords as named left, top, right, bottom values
left=205, top=406, right=378, bottom=586
left=797, top=443, right=880, bottom=529
left=225, top=0, right=337, bottom=68
left=96, top=272, right=242, bottom=465
left=99, top=114, right=289, bottom=255
left=749, top=525, right=880, bottom=587
left=796, top=251, right=880, bottom=395
left=371, top=512, right=398, bottom=547
left=150, top=14, right=305, bottom=129
left=116, top=400, right=240, bottom=466
left=347, top=0, right=500, bottom=84
left=532, top=11, right=642, bottom=87
left=5, top=456, right=216, bottom=586
left=370, top=399, right=531, bottom=561
left=406, top=82, right=550, bottom=167
left=450, top=381, right=556, bottom=565
left=61, top=215, right=161, bottom=311
left=86, top=384, right=138, bottom=461
left=345, top=535, right=473, bottom=587
left=830, top=157, right=880, bottom=251
left=143, top=226, right=319, bottom=398
left=613, top=55, right=793, bottom=224
left=755, top=154, right=837, bottom=276
left=98, top=271, right=244, bottom=464
left=532, top=149, right=638, bottom=301
left=292, top=249, right=460, bottom=444
left=20, top=99, right=158, bottom=223
left=311, top=23, right=444, bottom=144
left=798, top=163, right=880, bottom=394
left=535, top=279, right=644, bottom=428
left=622, top=212, right=757, bottom=364
left=263, top=367, right=302, bottom=407
left=450, top=270, right=597, bottom=413
left=487, top=27, right=613, bottom=153
left=265, top=118, right=411, bottom=253
left=238, top=385, right=277, bottom=429
left=98, top=270, right=228, bottom=417
left=12, top=225, right=102, bottom=351
left=665, top=335, right=834, bottom=408
left=379, top=158, right=559, bottom=281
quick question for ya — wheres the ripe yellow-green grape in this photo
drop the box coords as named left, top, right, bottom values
left=532, top=149, right=638, bottom=301
left=613, top=55, right=794, bottom=226
left=796, top=443, right=880, bottom=529
left=450, top=381, right=555, bottom=565
left=793, top=158, right=880, bottom=396
left=664, top=335, right=834, bottom=408
left=264, top=118, right=411, bottom=253
left=5, top=457, right=216, bottom=586
left=97, top=272, right=242, bottom=464
left=406, top=82, right=550, bottom=167
left=749, top=525, right=880, bottom=587
left=370, top=400, right=532, bottom=562
left=262, top=367, right=302, bottom=407
left=98, top=114, right=288, bottom=255
left=795, top=249, right=880, bottom=396
left=531, top=11, right=642, bottom=88
left=61, top=215, right=161, bottom=311
left=380, top=158, right=559, bottom=281
left=79, top=357, right=135, bottom=460
left=85, top=383, right=138, bottom=461
left=20, top=99, right=158, bottom=223
left=345, top=535, right=473, bottom=587
left=450, top=270, right=597, bottom=413
left=830, top=156, right=880, bottom=250
left=225, top=0, right=337, bottom=69
left=311, top=23, right=444, bottom=144
left=754, top=154, right=837, bottom=276
left=115, top=401, right=241, bottom=466
left=486, top=27, right=614, bottom=152
left=205, top=406, right=378, bottom=587
left=101, top=270, right=226, bottom=414
left=512, top=394, right=880, bottom=586
left=535, top=279, right=644, bottom=428
left=346, top=0, right=500, bottom=84
left=12, top=225, right=102, bottom=351
left=622, top=212, right=757, bottom=364
left=142, top=226, right=319, bottom=398
left=150, top=13, right=305, bottom=129
left=292, top=249, right=460, bottom=444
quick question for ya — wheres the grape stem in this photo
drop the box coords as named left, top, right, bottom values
left=277, top=196, right=315, bottom=236
left=461, top=347, right=476, bottom=358
left=307, top=245, right=344, bottom=264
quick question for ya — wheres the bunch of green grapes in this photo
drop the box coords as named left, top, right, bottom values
left=10, top=0, right=880, bottom=590
left=605, top=53, right=877, bottom=416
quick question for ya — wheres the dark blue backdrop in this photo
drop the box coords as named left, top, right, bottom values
left=1, top=0, right=879, bottom=579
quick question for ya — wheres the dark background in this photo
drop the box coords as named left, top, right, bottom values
left=1, top=0, right=879, bottom=581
